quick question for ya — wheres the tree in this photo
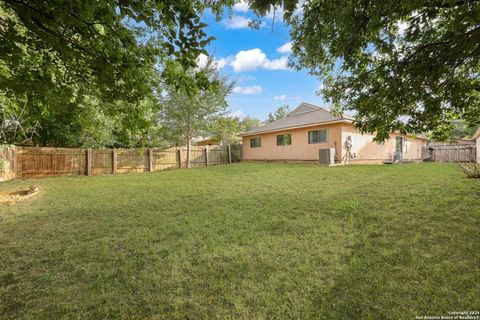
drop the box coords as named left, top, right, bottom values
left=436, top=120, right=477, bottom=143
left=248, top=0, right=480, bottom=140
left=0, top=0, right=232, bottom=146
left=240, top=116, right=263, bottom=132
left=207, top=115, right=263, bottom=144
left=159, top=58, right=234, bottom=168
left=0, top=1, right=231, bottom=101
left=0, top=60, right=164, bottom=148
left=208, top=116, right=241, bottom=145
left=266, top=105, right=291, bottom=123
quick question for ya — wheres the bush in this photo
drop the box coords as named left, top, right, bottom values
left=459, top=162, right=480, bottom=178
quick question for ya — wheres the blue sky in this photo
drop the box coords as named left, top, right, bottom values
left=198, top=3, right=326, bottom=121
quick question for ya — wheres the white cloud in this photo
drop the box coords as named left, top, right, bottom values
left=231, top=49, right=265, bottom=71
left=230, top=48, right=288, bottom=72
left=265, top=5, right=284, bottom=20
left=223, top=15, right=251, bottom=29
left=263, top=56, right=288, bottom=70
left=277, top=42, right=292, bottom=53
left=233, top=0, right=249, bottom=12
left=196, top=53, right=232, bottom=70
left=232, top=85, right=263, bottom=94
left=274, top=94, right=287, bottom=101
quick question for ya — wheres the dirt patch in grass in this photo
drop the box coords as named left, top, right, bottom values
left=0, top=186, right=40, bottom=205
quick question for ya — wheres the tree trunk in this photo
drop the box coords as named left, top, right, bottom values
left=186, top=137, right=191, bottom=169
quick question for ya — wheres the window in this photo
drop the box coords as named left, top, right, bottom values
left=277, top=134, right=291, bottom=146
left=250, top=137, right=261, bottom=148
left=308, top=129, right=328, bottom=144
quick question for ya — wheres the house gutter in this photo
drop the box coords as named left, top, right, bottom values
left=240, top=119, right=429, bottom=140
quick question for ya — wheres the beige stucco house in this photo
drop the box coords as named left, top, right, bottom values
left=241, top=102, right=428, bottom=164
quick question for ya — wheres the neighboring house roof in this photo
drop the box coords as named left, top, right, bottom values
left=194, top=138, right=220, bottom=146
left=241, top=102, right=352, bottom=136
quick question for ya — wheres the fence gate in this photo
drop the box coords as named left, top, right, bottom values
left=422, top=145, right=476, bottom=162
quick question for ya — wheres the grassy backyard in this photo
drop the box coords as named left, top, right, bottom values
left=0, top=163, right=479, bottom=319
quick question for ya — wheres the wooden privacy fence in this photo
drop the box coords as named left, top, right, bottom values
left=0, top=144, right=242, bottom=181
left=422, top=144, right=476, bottom=162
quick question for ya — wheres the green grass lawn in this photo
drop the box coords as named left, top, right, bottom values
left=0, top=163, right=479, bottom=319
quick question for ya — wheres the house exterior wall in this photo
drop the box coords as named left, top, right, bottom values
left=340, top=124, right=427, bottom=163
left=242, top=122, right=427, bottom=163
left=242, top=123, right=343, bottom=161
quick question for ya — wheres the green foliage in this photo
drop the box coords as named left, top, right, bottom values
left=208, top=116, right=242, bottom=144
left=440, top=120, right=478, bottom=142
left=266, top=104, right=291, bottom=123
left=0, top=0, right=228, bottom=100
left=240, top=116, right=263, bottom=132
left=208, top=115, right=263, bottom=144
left=249, top=0, right=480, bottom=139
left=0, top=0, right=233, bottom=147
left=0, top=79, right=164, bottom=147
left=159, top=57, right=234, bottom=147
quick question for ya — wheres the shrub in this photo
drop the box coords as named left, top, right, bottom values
left=459, top=162, right=480, bottom=178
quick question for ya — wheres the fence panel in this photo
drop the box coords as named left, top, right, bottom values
left=209, top=146, right=229, bottom=165
left=92, top=150, right=114, bottom=175
left=189, top=147, right=207, bottom=168
left=422, top=145, right=476, bottom=162
left=20, top=147, right=86, bottom=178
left=230, top=144, right=242, bottom=162
left=116, top=149, right=148, bottom=173
left=152, top=148, right=179, bottom=171
left=1, top=144, right=243, bottom=180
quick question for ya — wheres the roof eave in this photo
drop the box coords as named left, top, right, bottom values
left=240, top=119, right=353, bottom=137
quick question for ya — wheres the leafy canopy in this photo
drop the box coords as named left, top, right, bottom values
left=208, top=115, right=262, bottom=144
left=266, top=105, right=291, bottom=123
left=0, top=0, right=233, bottom=146
left=159, top=57, right=234, bottom=145
left=0, top=0, right=231, bottom=100
left=249, top=0, right=480, bottom=139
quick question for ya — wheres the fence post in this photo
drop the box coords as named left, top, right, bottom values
left=227, top=144, right=232, bottom=164
left=14, top=146, right=20, bottom=179
left=148, top=148, right=154, bottom=172
left=205, top=147, right=209, bottom=167
left=112, top=149, right=117, bottom=174
left=177, top=149, right=182, bottom=168
left=86, top=148, right=92, bottom=176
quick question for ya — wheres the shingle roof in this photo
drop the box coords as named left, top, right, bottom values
left=241, top=102, right=352, bottom=136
